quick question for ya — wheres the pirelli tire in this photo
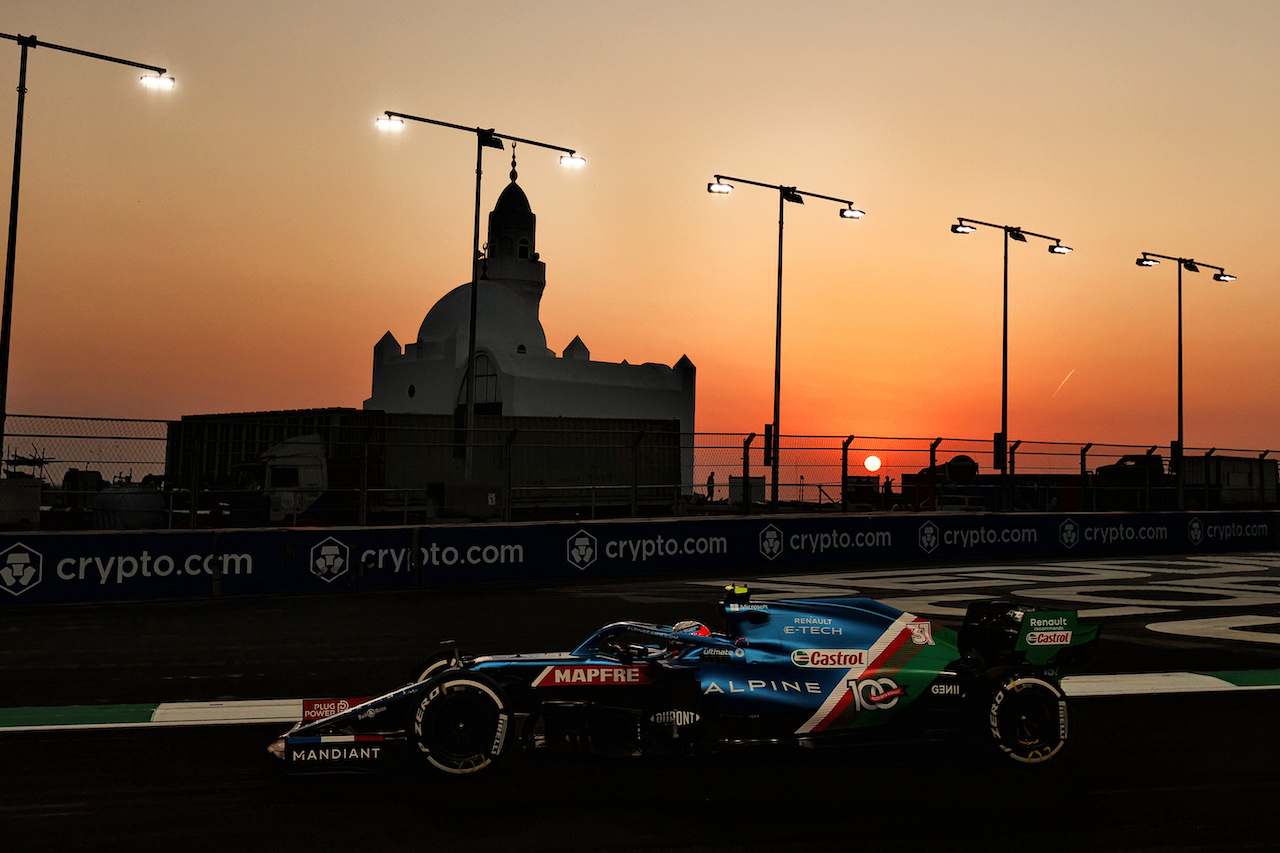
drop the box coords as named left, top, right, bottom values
left=409, top=647, right=462, bottom=685
left=985, top=674, right=1070, bottom=765
left=412, top=672, right=512, bottom=776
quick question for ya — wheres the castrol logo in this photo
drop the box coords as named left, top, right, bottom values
left=1026, top=630, right=1072, bottom=646
left=790, top=649, right=868, bottom=668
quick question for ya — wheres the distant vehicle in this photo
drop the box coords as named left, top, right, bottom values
left=923, top=495, right=987, bottom=512
left=268, top=585, right=1099, bottom=775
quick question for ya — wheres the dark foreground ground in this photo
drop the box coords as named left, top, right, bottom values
left=5, top=553, right=1280, bottom=851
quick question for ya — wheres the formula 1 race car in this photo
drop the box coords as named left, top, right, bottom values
left=268, top=585, right=1098, bottom=775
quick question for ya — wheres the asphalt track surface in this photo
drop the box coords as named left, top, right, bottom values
left=6, top=552, right=1280, bottom=852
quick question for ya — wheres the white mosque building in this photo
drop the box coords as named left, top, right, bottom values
left=363, top=161, right=696, bottom=438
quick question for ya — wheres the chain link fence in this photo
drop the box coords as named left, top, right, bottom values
left=4, top=413, right=1276, bottom=530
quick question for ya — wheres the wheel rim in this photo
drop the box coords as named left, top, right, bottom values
left=991, top=677, right=1066, bottom=763
left=422, top=687, right=497, bottom=761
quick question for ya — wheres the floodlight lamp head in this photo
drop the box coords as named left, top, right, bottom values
left=1213, top=272, right=1236, bottom=282
left=1136, top=256, right=1159, bottom=267
left=140, top=75, right=175, bottom=89
left=479, top=130, right=504, bottom=150
left=840, top=206, right=865, bottom=219
left=1007, top=229, right=1027, bottom=242
left=1048, top=243, right=1072, bottom=254
left=951, top=223, right=976, bottom=234
left=559, top=153, right=586, bottom=167
left=782, top=188, right=804, bottom=204
left=376, top=115, right=404, bottom=131
left=1182, top=260, right=1200, bottom=273
left=707, top=180, right=733, bottom=194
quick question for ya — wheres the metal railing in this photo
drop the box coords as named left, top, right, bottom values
left=3, top=413, right=1275, bottom=530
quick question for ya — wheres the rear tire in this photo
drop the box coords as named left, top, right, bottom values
left=986, top=674, right=1068, bottom=764
left=412, top=673, right=511, bottom=776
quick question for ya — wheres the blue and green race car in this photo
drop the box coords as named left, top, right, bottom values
left=268, top=584, right=1098, bottom=774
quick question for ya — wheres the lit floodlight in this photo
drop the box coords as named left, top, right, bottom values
left=951, top=223, right=976, bottom=234
left=1182, top=260, right=1200, bottom=273
left=1048, top=243, right=1072, bottom=254
left=707, top=181, right=733, bottom=194
left=1136, top=257, right=1159, bottom=267
left=140, top=75, right=175, bottom=89
left=376, top=116, right=404, bottom=131
left=559, top=153, right=586, bottom=167
left=1213, top=272, right=1236, bottom=282
left=1008, top=229, right=1027, bottom=242
left=839, top=206, right=865, bottom=219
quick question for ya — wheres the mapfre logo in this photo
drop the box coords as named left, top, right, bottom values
left=310, top=537, right=349, bottom=583
left=567, top=530, right=597, bottom=570
left=0, top=542, right=41, bottom=596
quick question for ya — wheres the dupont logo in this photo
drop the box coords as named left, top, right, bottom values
left=310, top=537, right=349, bottom=583
left=0, top=542, right=42, bottom=597
left=567, top=530, right=597, bottom=570
left=759, top=524, right=783, bottom=560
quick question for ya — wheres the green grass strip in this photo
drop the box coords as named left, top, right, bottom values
left=1200, top=670, right=1280, bottom=688
left=0, top=703, right=158, bottom=728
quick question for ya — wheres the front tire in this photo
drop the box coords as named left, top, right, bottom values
left=412, top=673, right=511, bottom=776
left=986, top=675, right=1068, bottom=764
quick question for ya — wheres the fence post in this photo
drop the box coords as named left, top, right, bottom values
left=841, top=435, right=855, bottom=512
left=1008, top=440, right=1022, bottom=508
left=1080, top=443, right=1092, bottom=511
left=1205, top=448, right=1216, bottom=510
left=929, top=438, right=942, bottom=510
left=359, top=438, right=368, bottom=526
left=631, top=431, right=644, bottom=518
left=1143, top=445, right=1157, bottom=511
left=742, top=432, right=756, bottom=515
left=1261, top=450, right=1272, bottom=508
left=504, top=428, right=518, bottom=522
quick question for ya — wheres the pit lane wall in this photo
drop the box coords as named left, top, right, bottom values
left=1, top=511, right=1276, bottom=606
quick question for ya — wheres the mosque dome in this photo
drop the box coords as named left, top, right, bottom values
left=416, top=281, right=550, bottom=357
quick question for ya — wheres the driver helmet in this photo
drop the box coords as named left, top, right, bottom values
left=665, top=620, right=710, bottom=658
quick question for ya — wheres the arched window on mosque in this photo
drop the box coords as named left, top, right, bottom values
left=457, top=352, right=502, bottom=415
left=518, top=238, right=530, bottom=259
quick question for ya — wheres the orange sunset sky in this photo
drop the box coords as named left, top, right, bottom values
left=3, top=1, right=1278, bottom=453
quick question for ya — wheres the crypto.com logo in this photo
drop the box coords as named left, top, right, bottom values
left=759, top=525, right=783, bottom=561
left=1059, top=518, right=1080, bottom=549
left=567, top=530, right=597, bottom=570
left=0, top=542, right=41, bottom=597
left=310, top=537, right=349, bottom=583
left=1188, top=517, right=1204, bottom=547
left=918, top=521, right=939, bottom=554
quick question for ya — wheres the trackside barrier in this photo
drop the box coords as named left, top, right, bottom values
left=0, top=511, right=1276, bottom=606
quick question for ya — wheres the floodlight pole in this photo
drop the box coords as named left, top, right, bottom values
left=0, top=32, right=172, bottom=454
left=952, top=217, right=1070, bottom=510
left=709, top=174, right=863, bottom=510
left=1135, top=251, right=1234, bottom=509
left=381, top=112, right=581, bottom=481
